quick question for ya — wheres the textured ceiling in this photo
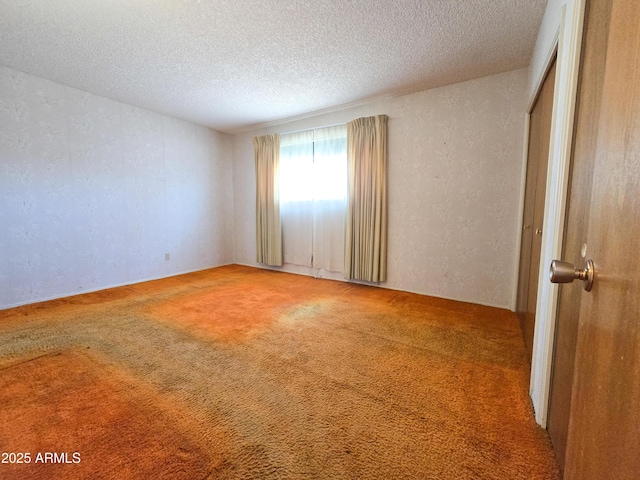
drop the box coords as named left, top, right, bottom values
left=0, top=0, right=547, bottom=133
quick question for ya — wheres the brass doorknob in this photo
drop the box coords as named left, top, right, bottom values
left=549, top=259, right=594, bottom=292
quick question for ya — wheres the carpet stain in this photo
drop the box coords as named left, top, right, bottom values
left=0, top=350, right=223, bottom=480
left=0, top=264, right=560, bottom=479
left=145, top=283, right=292, bottom=341
left=144, top=269, right=353, bottom=342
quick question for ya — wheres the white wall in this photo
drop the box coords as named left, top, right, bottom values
left=0, top=65, right=529, bottom=311
left=233, top=69, right=528, bottom=309
left=0, top=66, right=234, bottom=309
left=528, top=0, right=565, bottom=101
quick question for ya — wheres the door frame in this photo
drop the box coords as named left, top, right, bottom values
left=513, top=0, right=586, bottom=427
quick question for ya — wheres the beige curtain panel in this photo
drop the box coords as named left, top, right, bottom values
left=344, top=115, right=388, bottom=282
left=254, top=134, right=283, bottom=266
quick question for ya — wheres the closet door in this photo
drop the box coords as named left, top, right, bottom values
left=516, top=58, right=556, bottom=361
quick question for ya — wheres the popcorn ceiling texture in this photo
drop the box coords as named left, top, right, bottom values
left=0, top=0, right=546, bottom=132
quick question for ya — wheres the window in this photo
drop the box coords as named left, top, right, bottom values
left=279, top=125, right=347, bottom=273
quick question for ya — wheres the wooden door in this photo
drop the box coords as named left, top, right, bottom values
left=555, top=0, right=640, bottom=478
left=517, top=59, right=556, bottom=361
left=546, top=0, right=611, bottom=472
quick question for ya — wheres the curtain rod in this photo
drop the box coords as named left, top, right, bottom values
left=279, top=122, right=347, bottom=137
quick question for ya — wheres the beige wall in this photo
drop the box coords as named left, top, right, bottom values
left=1, top=65, right=529, bottom=310
left=0, top=66, right=234, bottom=309
left=528, top=0, right=566, bottom=102
left=232, top=68, right=528, bottom=308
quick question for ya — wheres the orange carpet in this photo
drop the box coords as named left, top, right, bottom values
left=0, top=265, right=560, bottom=479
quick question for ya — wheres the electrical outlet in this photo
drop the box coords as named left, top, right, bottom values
left=164, top=253, right=170, bottom=261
